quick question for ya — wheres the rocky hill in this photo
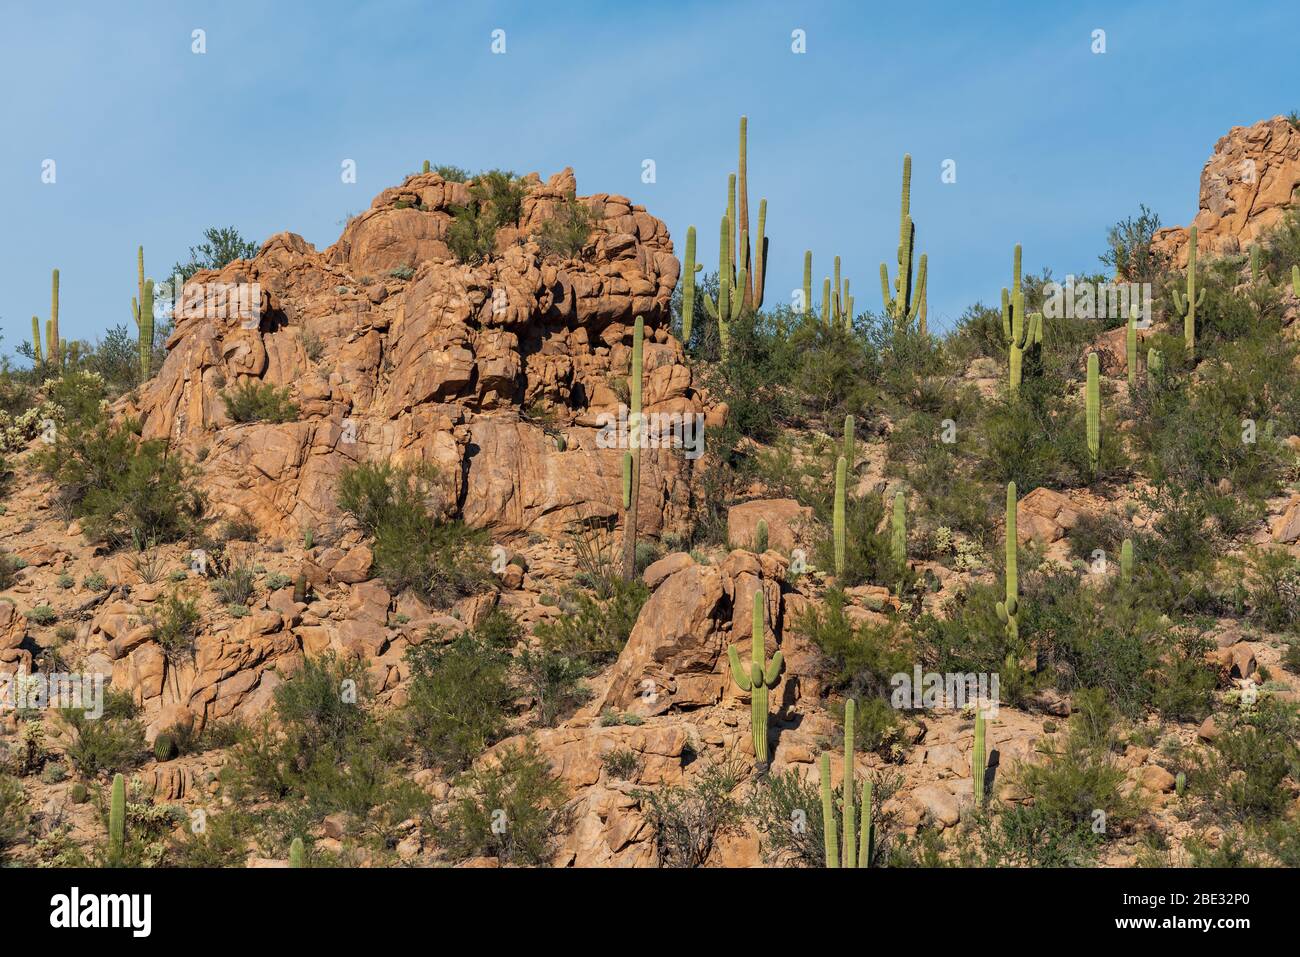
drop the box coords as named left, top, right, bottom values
left=2, top=118, right=1300, bottom=869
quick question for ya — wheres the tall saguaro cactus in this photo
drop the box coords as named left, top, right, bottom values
left=880, top=154, right=927, bottom=329
left=842, top=414, right=855, bottom=466
left=728, top=590, right=783, bottom=769
left=973, top=710, right=987, bottom=807
left=803, top=250, right=813, bottom=315
left=289, top=836, right=306, bottom=868
left=1292, top=264, right=1299, bottom=297
left=995, top=483, right=1020, bottom=642
left=1086, top=352, right=1100, bottom=478
left=1002, top=246, right=1042, bottom=394
left=621, top=317, right=644, bottom=581
left=49, top=268, right=61, bottom=368
left=681, top=226, right=700, bottom=346
left=132, top=245, right=156, bottom=380
left=108, top=772, right=126, bottom=866
left=833, top=455, right=847, bottom=578
left=701, top=214, right=746, bottom=359
left=1172, top=225, right=1205, bottom=357
left=890, top=491, right=907, bottom=579
left=1120, top=538, right=1134, bottom=585
left=31, top=316, right=42, bottom=364
left=1125, top=307, right=1139, bottom=387
left=735, top=116, right=767, bottom=311
left=818, top=698, right=873, bottom=867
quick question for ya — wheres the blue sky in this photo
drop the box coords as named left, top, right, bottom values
left=2, top=0, right=1297, bottom=351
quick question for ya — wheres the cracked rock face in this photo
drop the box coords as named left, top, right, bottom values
left=1154, top=115, right=1300, bottom=265
left=133, top=167, right=700, bottom=542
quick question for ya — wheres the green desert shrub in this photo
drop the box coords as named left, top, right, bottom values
left=1247, top=546, right=1300, bottom=634
left=151, top=592, right=200, bottom=661
left=220, top=380, right=298, bottom=424
left=534, top=193, right=596, bottom=259
left=338, top=461, right=489, bottom=605
left=1190, top=700, right=1300, bottom=824
left=435, top=739, right=569, bottom=866
left=533, top=577, right=648, bottom=666
left=446, top=170, right=527, bottom=264
left=59, top=691, right=146, bottom=777
left=225, top=654, right=421, bottom=848
left=515, top=648, right=592, bottom=728
left=36, top=412, right=203, bottom=551
left=633, top=752, right=746, bottom=868
left=404, top=625, right=515, bottom=771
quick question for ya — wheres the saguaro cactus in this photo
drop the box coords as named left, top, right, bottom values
left=728, top=590, right=783, bottom=769
left=621, top=317, right=644, bottom=581
left=890, top=491, right=907, bottom=578
left=1250, top=244, right=1266, bottom=286
left=995, top=483, right=1020, bottom=641
left=108, top=772, right=126, bottom=866
left=30, top=316, right=42, bottom=364
left=842, top=414, right=854, bottom=466
left=681, top=226, right=700, bottom=345
left=821, top=277, right=832, bottom=325
left=1120, top=538, right=1134, bottom=585
left=1292, top=264, right=1299, bottom=297
left=701, top=214, right=746, bottom=359
left=1126, top=307, right=1139, bottom=387
left=833, top=455, right=847, bottom=578
left=973, top=710, right=987, bottom=807
left=50, top=269, right=61, bottom=368
left=1086, top=352, right=1100, bottom=477
left=1002, top=246, right=1042, bottom=394
left=735, top=116, right=767, bottom=312
left=803, top=250, right=813, bottom=315
left=289, top=836, right=306, bottom=867
left=1171, top=225, right=1205, bottom=357
left=881, top=154, right=928, bottom=329
left=1147, top=347, right=1164, bottom=385
left=422, top=160, right=431, bottom=174
left=134, top=250, right=156, bottom=381
left=818, top=698, right=872, bottom=867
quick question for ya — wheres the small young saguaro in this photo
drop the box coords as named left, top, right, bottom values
left=727, top=590, right=782, bottom=769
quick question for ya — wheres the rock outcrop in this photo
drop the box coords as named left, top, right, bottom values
left=1153, top=115, right=1300, bottom=265
left=133, top=168, right=701, bottom=541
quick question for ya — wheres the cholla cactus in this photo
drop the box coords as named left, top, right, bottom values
left=727, top=590, right=783, bottom=769
left=1171, top=226, right=1205, bottom=356
left=818, top=698, right=873, bottom=867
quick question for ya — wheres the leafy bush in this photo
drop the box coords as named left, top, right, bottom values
left=59, top=691, right=146, bottom=776
left=515, top=648, right=592, bottom=727
left=220, top=381, right=298, bottom=424
left=435, top=739, right=569, bottom=866
left=1191, top=700, right=1299, bottom=823
left=37, top=409, right=204, bottom=550
left=534, top=577, right=648, bottom=666
left=151, top=592, right=200, bottom=662
left=446, top=170, right=526, bottom=264
left=1247, top=547, right=1300, bottom=633
left=405, top=626, right=515, bottom=771
left=633, top=752, right=746, bottom=868
left=535, top=193, right=595, bottom=259
left=337, top=461, right=489, bottom=606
